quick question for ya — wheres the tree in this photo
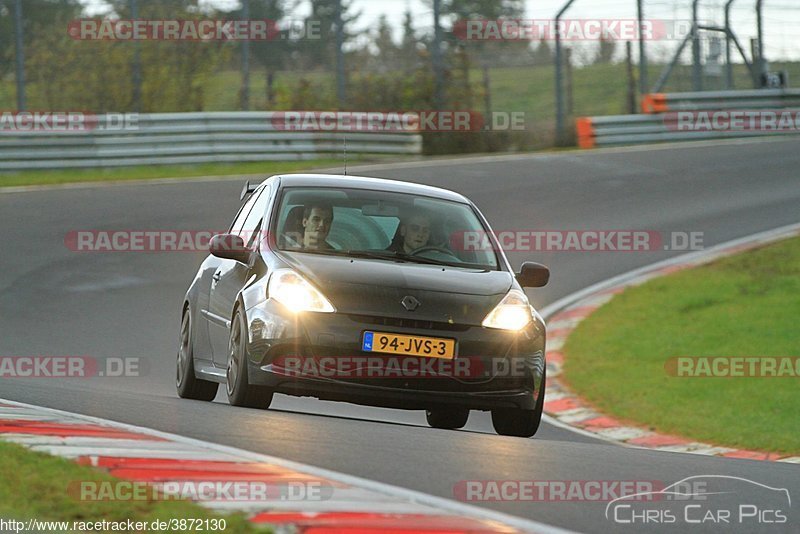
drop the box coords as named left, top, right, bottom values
left=595, top=35, right=617, bottom=64
left=105, top=0, right=202, bottom=13
left=253, top=0, right=294, bottom=66
left=298, top=0, right=360, bottom=68
left=372, top=14, right=398, bottom=68
left=533, top=38, right=552, bottom=65
left=22, top=0, right=227, bottom=112
left=435, top=0, right=527, bottom=114
left=218, top=0, right=294, bottom=109
left=0, top=0, right=83, bottom=81
left=443, top=0, right=524, bottom=19
left=398, top=7, right=419, bottom=71
left=438, top=0, right=528, bottom=68
left=0, top=1, right=14, bottom=81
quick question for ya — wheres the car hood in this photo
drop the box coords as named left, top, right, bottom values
left=276, top=252, right=513, bottom=324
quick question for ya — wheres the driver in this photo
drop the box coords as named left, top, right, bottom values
left=388, top=210, right=431, bottom=254
left=302, top=203, right=335, bottom=250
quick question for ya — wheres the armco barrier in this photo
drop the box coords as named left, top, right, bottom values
left=577, top=89, right=800, bottom=148
left=575, top=113, right=800, bottom=148
left=641, top=89, right=800, bottom=114
left=0, top=112, right=422, bottom=171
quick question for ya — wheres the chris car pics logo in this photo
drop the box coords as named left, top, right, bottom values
left=606, top=475, right=790, bottom=525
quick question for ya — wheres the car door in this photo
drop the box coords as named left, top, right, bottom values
left=207, top=186, right=271, bottom=366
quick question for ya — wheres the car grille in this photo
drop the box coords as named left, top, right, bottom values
left=347, top=314, right=470, bottom=332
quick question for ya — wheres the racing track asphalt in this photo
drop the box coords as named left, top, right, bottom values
left=1, top=137, right=799, bottom=533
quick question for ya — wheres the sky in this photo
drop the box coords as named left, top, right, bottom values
left=79, top=0, right=800, bottom=61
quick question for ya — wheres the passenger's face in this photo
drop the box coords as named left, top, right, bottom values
left=402, top=215, right=431, bottom=252
left=303, top=208, right=333, bottom=247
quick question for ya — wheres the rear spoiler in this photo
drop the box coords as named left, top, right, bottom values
left=240, top=180, right=258, bottom=201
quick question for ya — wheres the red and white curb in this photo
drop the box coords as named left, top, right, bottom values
left=540, top=222, right=800, bottom=464
left=0, top=399, right=569, bottom=533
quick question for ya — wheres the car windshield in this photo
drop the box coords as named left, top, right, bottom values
left=274, top=187, right=499, bottom=270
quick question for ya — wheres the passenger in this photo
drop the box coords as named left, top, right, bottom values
left=388, top=210, right=432, bottom=254
left=302, top=203, right=335, bottom=250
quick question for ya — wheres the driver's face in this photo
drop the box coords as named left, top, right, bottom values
left=303, top=207, right=333, bottom=248
left=402, top=215, right=431, bottom=252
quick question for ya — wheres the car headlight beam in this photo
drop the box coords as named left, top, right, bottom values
left=268, top=269, right=335, bottom=313
left=482, top=289, right=532, bottom=331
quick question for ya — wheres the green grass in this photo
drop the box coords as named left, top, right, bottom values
left=0, top=158, right=369, bottom=188
left=563, top=237, right=800, bottom=455
left=0, top=441, right=269, bottom=532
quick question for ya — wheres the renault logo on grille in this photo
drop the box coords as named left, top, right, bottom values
left=401, top=295, right=420, bottom=312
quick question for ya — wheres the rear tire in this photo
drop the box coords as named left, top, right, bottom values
left=426, top=408, right=469, bottom=430
left=176, top=310, right=218, bottom=401
left=226, top=309, right=273, bottom=409
left=491, top=368, right=546, bottom=437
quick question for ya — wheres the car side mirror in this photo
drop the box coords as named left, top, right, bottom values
left=516, top=262, right=550, bottom=288
left=209, top=234, right=250, bottom=263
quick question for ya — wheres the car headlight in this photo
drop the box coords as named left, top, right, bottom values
left=268, top=269, right=335, bottom=313
left=482, top=289, right=532, bottom=331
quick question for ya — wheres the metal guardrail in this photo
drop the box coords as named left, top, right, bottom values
left=576, top=113, right=800, bottom=148
left=577, top=89, right=800, bottom=148
left=0, top=112, right=423, bottom=171
left=641, top=89, right=800, bottom=114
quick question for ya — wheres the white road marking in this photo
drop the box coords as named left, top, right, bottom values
left=0, top=398, right=572, bottom=533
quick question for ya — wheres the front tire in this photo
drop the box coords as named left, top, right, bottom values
left=176, top=310, right=218, bottom=401
left=491, top=368, right=546, bottom=437
left=226, top=309, right=273, bottom=408
left=426, top=408, right=469, bottom=430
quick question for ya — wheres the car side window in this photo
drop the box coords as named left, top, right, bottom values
left=239, top=186, right=271, bottom=248
left=229, top=188, right=263, bottom=236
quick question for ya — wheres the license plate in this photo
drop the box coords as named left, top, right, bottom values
left=362, top=331, right=456, bottom=359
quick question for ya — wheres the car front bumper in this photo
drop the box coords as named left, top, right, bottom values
left=244, top=300, right=546, bottom=411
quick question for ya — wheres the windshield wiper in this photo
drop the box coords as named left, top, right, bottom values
left=292, top=248, right=489, bottom=270
left=345, top=250, right=410, bottom=262
left=289, top=248, right=350, bottom=257
left=394, top=253, right=457, bottom=267
left=347, top=250, right=464, bottom=268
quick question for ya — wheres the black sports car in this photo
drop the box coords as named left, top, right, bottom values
left=177, top=174, right=549, bottom=437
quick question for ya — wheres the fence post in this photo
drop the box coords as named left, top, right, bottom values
left=755, top=0, right=766, bottom=84
left=432, top=0, right=445, bottom=111
left=555, top=0, right=577, bottom=145
left=13, top=0, right=26, bottom=111
left=129, top=0, right=142, bottom=112
left=335, top=0, right=346, bottom=106
left=240, top=0, right=251, bottom=110
left=724, top=0, right=736, bottom=89
left=637, top=0, right=647, bottom=95
left=626, top=41, right=637, bottom=114
left=691, top=0, right=702, bottom=91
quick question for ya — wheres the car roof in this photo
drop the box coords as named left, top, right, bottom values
left=267, top=173, right=470, bottom=204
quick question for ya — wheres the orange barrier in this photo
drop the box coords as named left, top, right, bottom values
left=575, top=117, right=596, bottom=149
left=641, top=93, right=668, bottom=114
